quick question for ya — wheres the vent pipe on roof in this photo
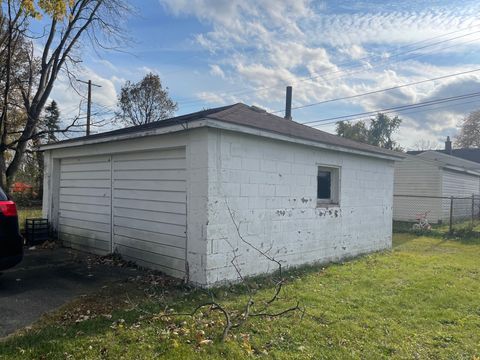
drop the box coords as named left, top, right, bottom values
left=285, top=86, right=292, bottom=120
left=445, top=136, right=452, bottom=155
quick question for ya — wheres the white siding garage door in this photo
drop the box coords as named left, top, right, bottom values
left=112, top=148, right=187, bottom=278
left=58, top=155, right=112, bottom=255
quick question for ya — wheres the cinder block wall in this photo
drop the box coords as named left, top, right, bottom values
left=204, top=128, right=394, bottom=285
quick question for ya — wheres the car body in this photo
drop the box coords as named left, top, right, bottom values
left=0, top=187, right=23, bottom=271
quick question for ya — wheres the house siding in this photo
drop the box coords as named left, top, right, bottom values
left=393, top=156, right=442, bottom=222
left=204, top=128, right=394, bottom=285
left=441, top=169, right=480, bottom=220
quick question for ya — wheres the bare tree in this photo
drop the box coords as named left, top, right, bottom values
left=116, top=72, right=177, bottom=126
left=411, top=139, right=441, bottom=151
left=456, top=110, right=480, bottom=148
left=0, top=0, right=132, bottom=190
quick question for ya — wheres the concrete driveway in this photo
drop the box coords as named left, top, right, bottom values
left=0, top=247, right=138, bottom=338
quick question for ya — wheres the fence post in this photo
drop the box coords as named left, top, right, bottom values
left=472, top=194, right=475, bottom=226
left=449, top=196, right=454, bottom=234
left=477, top=195, right=480, bottom=220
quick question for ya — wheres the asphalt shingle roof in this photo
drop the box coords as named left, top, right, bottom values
left=414, top=151, right=480, bottom=173
left=408, top=148, right=480, bottom=164
left=47, top=103, right=404, bottom=159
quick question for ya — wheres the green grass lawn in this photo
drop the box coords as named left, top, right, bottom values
left=1, top=234, right=480, bottom=359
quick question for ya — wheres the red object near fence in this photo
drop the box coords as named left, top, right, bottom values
left=10, top=182, right=33, bottom=193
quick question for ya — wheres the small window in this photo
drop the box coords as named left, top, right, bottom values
left=317, top=166, right=340, bottom=206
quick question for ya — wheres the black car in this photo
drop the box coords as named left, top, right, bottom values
left=0, top=186, right=23, bottom=271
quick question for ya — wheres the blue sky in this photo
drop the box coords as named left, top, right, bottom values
left=49, top=0, right=480, bottom=149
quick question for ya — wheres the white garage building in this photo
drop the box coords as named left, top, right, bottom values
left=42, top=103, right=403, bottom=286
left=394, top=151, right=480, bottom=223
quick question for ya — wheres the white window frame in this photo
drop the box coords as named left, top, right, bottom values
left=316, top=165, right=341, bottom=207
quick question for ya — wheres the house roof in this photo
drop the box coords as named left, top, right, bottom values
left=408, top=148, right=480, bottom=164
left=412, top=151, right=480, bottom=175
left=42, top=103, right=405, bottom=159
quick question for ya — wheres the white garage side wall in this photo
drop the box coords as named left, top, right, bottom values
left=204, top=128, right=394, bottom=285
left=441, top=169, right=480, bottom=220
left=42, top=129, right=210, bottom=285
left=393, top=157, right=442, bottom=223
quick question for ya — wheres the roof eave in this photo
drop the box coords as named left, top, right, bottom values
left=40, top=117, right=404, bottom=161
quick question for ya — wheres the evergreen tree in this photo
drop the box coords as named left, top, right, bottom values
left=42, top=100, right=61, bottom=143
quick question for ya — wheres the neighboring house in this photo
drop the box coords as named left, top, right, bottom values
left=408, top=136, right=480, bottom=164
left=42, top=103, right=404, bottom=286
left=394, top=151, right=480, bottom=223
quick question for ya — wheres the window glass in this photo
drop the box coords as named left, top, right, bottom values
left=317, top=166, right=340, bottom=205
left=317, top=170, right=331, bottom=199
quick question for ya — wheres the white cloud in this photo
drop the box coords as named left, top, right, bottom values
left=159, top=0, right=480, bottom=147
left=48, top=67, right=119, bottom=135
left=209, top=64, right=225, bottom=78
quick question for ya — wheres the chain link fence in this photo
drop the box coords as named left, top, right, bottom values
left=393, top=194, right=480, bottom=235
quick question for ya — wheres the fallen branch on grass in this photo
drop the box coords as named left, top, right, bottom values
left=157, top=199, right=304, bottom=343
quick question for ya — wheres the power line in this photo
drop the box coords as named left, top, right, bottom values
left=301, top=90, right=480, bottom=126
left=174, top=26, right=480, bottom=106
left=270, top=67, right=480, bottom=113
left=313, top=97, right=480, bottom=128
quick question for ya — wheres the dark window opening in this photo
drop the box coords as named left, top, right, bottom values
left=317, top=171, right=331, bottom=199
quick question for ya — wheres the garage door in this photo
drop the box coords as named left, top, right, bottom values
left=58, top=155, right=112, bottom=255
left=112, top=148, right=187, bottom=278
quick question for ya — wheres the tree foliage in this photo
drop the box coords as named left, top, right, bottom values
left=40, top=100, right=60, bottom=143
left=336, top=113, right=402, bottom=150
left=0, top=0, right=131, bottom=190
left=117, top=72, right=177, bottom=126
left=455, top=110, right=480, bottom=148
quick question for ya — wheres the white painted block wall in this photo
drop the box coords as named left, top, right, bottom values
left=43, top=125, right=396, bottom=287
left=204, top=128, right=394, bottom=285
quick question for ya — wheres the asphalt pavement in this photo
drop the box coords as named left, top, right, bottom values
left=0, top=247, right=137, bottom=338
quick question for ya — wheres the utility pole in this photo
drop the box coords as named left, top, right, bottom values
left=77, top=79, right=102, bottom=136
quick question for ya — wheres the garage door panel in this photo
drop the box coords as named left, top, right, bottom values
left=59, top=209, right=110, bottom=224
left=59, top=217, right=110, bottom=233
left=111, top=147, right=187, bottom=276
left=58, top=155, right=112, bottom=254
left=113, top=158, right=186, bottom=171
left=113, top=169, right=186, bottom=181
left=59, top=224, right=111, bottom=242
left=121, top=254, right=185, bottom=279
left=60, top=187, right=110, bottom=197
left=60, top=179, right=111, bottom=189
left=61, top=155, right=111, bottom=165
left=114, top=207, right=186, bottom=226
left=115, top=244, right=185, bottom=275
left=113, top=179, right=185, bottom=192
left=61, top=233, right=110, bottom=255
left=60, top=202, right=111, bottom=215
left=114, top=198, right=185, bottom=214
left=113, top=189, right=185, bottom=203
left=61, top=170, right=111, bottom=180
left=60, top=194, right=110, bottom=206
left=113, top=148, right=185, bottom=161
left=114, top=235, right=185, bottom=260
left=58, top=148, right=187, bottom=278
left=114, top=226, right=186, bottom=249
left=114, top=216, right=186, bottom=238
